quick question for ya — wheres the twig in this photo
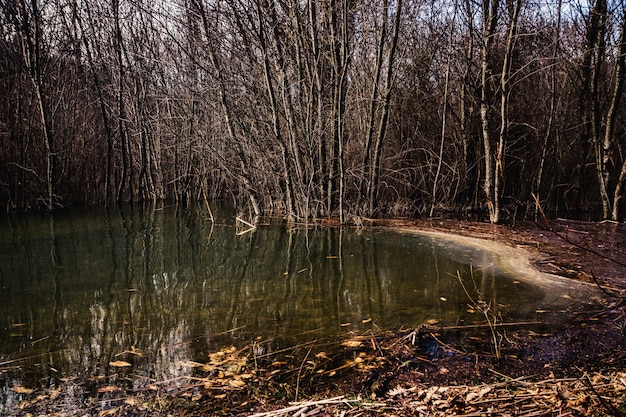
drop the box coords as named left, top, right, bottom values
left=295, top=347, right=312, bottom=402
left=0, top=350, right=68, bottom=366
left=532, top=192, right=552, bottom=231
left=439, top=321, right=542, bottom=330
left=236, top=216, right=257, bottom=228
left=254, top=340, right=318, bottom=359
left=590, top=271, right=624, bottom=299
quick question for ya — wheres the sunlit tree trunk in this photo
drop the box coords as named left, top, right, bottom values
left=609, top=11, right=626, bottom=221
left=479, top=0, right=499, bottom=222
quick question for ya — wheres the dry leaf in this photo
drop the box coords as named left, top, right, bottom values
left=229, top=379, right=245, bottom=388
left=342, top=340, right=362, bottom=348
left=97, top=386, right=123, bottom=393
left=109, top=360, right=132, bottom=367
left=12, top=386, right=34, bottom=395
left=466, top=391, right=480, bottom=402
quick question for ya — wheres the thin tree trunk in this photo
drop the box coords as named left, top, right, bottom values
left=367, top=0, right=402, bottom=218
left=609, top=11, right=626, bottom=220
left=585, top=0, right=610, bottom=218
left=431, top=0, right=458, bottom=217
left=479, top=0, right=499, bottom=222
left=113, top=0, right=130, bottom=204
left=77, top=0, right=116, bottom=206
left=20, top=0, right=55, bottom=210
left=359, top=0, right=388, bottom=213
left=461, top=0, right=477, bottom=208
left=494, top=0, right=522, bottom=223
left=535, top=0, right=561, bottom=214
left=191, top=0, right=261, bottom=216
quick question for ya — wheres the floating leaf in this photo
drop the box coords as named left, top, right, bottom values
left=342, top=340, right=362, bottom=348
left=109, top=361, right=132, bottom=368
left=315, top=352, right=328, bottom=359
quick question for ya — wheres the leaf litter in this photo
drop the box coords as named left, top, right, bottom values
left=7, top=319, right=626, bottom=417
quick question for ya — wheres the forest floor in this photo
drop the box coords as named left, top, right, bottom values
left=10, top=217, right=626, bottom=416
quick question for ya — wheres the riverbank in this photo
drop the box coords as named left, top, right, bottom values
left=8, top=218, right=626, bottom=416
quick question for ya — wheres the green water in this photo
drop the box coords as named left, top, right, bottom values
left=0, top=204, right=581, bottom=406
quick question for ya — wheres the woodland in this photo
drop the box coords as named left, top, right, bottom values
left=1, top=0, right=626, bottom=223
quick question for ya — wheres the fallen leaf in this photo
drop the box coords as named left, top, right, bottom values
left=12, top=386, right=34, bottom=395
left=229, top=379, right=245, bottom=388
left=466, top=391, right=480, bottom=402
left=109, top=361, right=132, bottom=367
left=97, top=386, right=123, bottom=393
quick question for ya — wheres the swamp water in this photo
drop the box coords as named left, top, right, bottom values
left=0, top=205, right=593, bottom=408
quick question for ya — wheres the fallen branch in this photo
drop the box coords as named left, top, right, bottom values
left=247, top=396, right=350, bottom=417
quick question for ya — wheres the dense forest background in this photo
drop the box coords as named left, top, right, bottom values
left=1, top=0, right=626, bottom=222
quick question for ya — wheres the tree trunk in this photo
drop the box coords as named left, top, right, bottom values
left=20, top=0, right=55, bottom=210
left=534, top=0, right=561, bottom=213
left=359, top=0, right=388, bottom=213
left=494, top=0, right=522, bottom=222
left=191, top=0, right=261, bottom=217
left=479, top=0, right=499, bottom=222
left=367, top=0, right=402, bottom=218
left=581, top=0, right=609, bottom=218
left=77, top=0, right=116, bottom=206
left=431, top=0, right=458, bottom=217
left=609, top=11, right=626, bottom=221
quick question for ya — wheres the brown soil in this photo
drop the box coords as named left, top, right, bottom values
left=11, top=218, right=626, bottom=416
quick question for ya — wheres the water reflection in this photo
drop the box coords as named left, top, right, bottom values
left=0, top=204, right=564, bottom=402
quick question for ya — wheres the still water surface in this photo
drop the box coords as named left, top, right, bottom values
left=0, top=204, right=584, bottom=402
